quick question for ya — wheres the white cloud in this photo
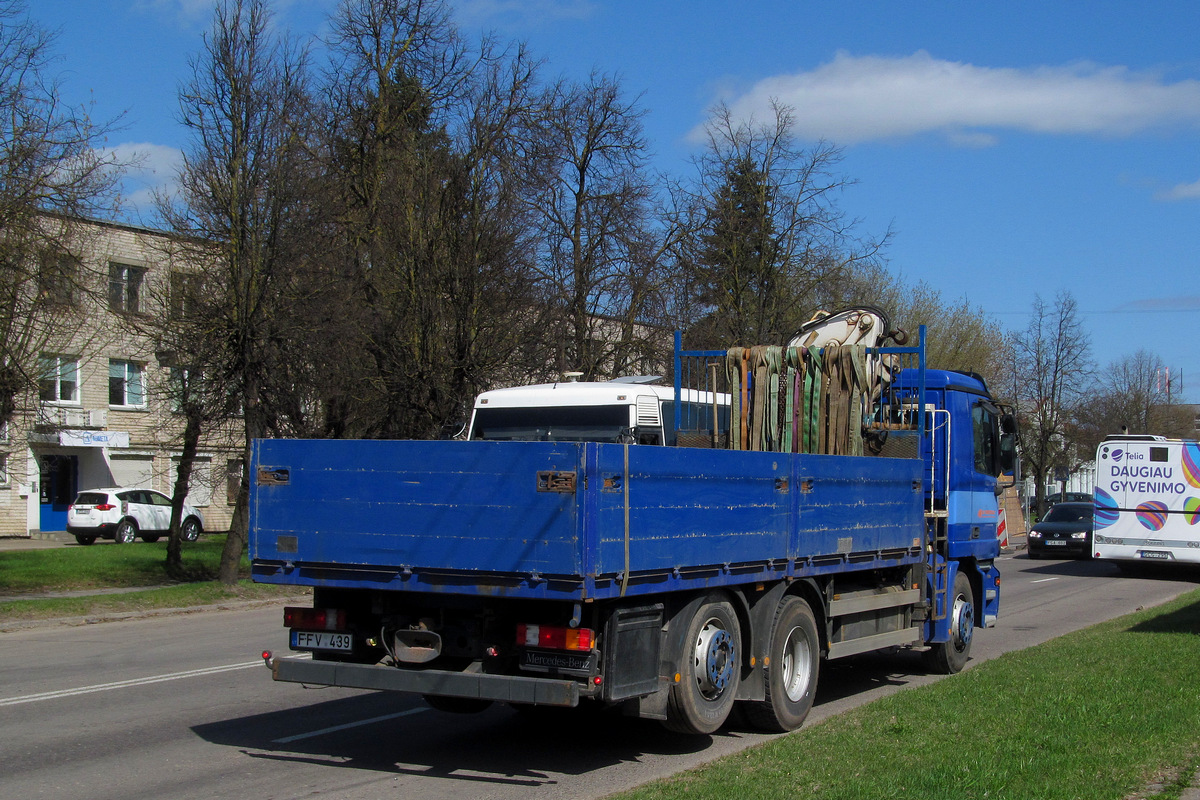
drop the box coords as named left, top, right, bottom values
left=107, top=142, right=184, bottom=214
left=1157, top=178, right=1200, bottom=201
left=705, top=50, right=1200, bottom=145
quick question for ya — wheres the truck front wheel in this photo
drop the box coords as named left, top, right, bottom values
left=744, top=596, right=819, bottom=732
left=927, top=570, right=974, bottom=674
left=664, top=596, right=741, bottom=735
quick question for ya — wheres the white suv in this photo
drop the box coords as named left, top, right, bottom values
left=67, top=488, right=205, bottom=546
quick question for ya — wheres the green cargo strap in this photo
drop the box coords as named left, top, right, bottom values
left=804, top=346, right=823, bottom=454
left=765, top=346, right=784, bottom=451
left=784, top=346, right=805, bottom=453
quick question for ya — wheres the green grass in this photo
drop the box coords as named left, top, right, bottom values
left=618, top=590, right=1200, bottom=800
left=0, top=579, right=303, bottom=623
left=0, top=536, right=234, bottom=592
left=0, top=535, right=304, bottom=623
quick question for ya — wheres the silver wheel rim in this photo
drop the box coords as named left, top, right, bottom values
left=693, top=617, right=735, bottom=699
left=781, top=625, right=813, bottom=703
left=950, top=591, right=974, bottom=653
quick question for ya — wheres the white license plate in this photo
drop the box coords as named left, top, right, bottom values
left=291, top=630, right=352, bottom=651
left=1044, top=540, right=1067, bottom=546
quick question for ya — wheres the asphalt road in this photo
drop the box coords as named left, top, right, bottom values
left=1, top=551, right=1197, bottom=800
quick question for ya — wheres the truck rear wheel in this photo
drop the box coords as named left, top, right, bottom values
left=744, top=596, right=819, bottom=732
left=926, top=570, right=974, bottom=674
left=664, top=596, right=741, bottom=735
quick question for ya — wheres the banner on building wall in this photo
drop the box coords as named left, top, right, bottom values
left=58, top=430, right=131, bottom=448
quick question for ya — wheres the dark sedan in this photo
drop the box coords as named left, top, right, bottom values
left=1027, top=501, right=1094, bottom=559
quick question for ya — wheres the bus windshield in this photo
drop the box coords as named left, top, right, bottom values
left=470, top=405, right=631, bottom=442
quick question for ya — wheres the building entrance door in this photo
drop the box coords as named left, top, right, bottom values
left=39, top=454, right=78, bottom=532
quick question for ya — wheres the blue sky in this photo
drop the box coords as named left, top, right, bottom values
left=32, top=0, right=1200, bottom=399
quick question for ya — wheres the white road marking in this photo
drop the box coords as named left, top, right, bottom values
left=1031, top=577, right=1061, bottom=584
left=0, top=661, right=262, bottom=707
left=272, top=707, right=428, bottom=743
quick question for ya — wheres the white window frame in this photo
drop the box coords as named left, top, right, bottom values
left=109, top=359, right=146, bottom=409
left=0, top=454, right=8, bottom=486
left=39, top=354, right=81, bottom=405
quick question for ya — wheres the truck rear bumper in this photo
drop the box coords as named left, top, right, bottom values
left=271, top=657, right=584, bottom=707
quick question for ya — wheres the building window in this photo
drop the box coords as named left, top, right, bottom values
left=0, top=454, right=7, bottom=486
left=169, top=271, right=203, bottom=319
left=109, top=263, right=144, bottom=313
left=109, top=360, right=145, bottom=407
left=38, top=252, right=79, bottom=305
left=39, top=355, right=80, bottom=403
left=168, top=366, right=204, bottom=413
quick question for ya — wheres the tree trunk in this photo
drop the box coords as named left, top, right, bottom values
left=166, top=406, right=203, bottom=578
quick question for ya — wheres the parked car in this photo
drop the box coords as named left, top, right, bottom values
left=1045, top=491, right=1092, bottom=506
left=67, top=488, right=205, bottom=546
left=1027, top=501, right=1093, bottom=559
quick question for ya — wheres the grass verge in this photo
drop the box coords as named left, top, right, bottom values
left=0, top=535, right=235, bottom=592
left=0, top=580, right=304, bottom=624
left=618, top=589, right=1200, bottom=800
left=0, top=535, right=304, bottom=624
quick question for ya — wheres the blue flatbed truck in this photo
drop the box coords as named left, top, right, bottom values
left=252, top=328, right=1015, bottom=734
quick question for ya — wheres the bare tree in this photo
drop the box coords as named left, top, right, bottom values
left=165, top=0, right=316, bottom=584
left=528, top=72, right=661, bottom=379
left=313, top=0, right=546, bottom=437
left=1074, top=349, right=1193, bottom=454
left=850, top=269, right=1012, bottom=385
left=1012, top=292, right=1093, bottom=518
left=674, top=101, right=888, bottom=348
left=0, top=0, right=126, bottom=425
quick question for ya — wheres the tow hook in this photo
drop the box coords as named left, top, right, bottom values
left=261, top=650, right=274, bottom=670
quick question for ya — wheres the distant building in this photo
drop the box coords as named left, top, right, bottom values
left=1, top=216, right=242, bottom=537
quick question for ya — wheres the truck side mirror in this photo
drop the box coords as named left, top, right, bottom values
left=998, top=432, right=1017, bottom=476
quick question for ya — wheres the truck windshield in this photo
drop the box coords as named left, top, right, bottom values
left=471, top=405, right=632, bottom=442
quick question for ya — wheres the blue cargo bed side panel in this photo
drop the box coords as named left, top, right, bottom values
left=592, top=447, right=922, bottom=574
left=252, top=440, right=925, bottom=591
left=251, top=439, right=584, bottom=575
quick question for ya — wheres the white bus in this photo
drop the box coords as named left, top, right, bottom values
left=1092, top=435, right=1200, bottom=566
left=468, top=379, right=730, bottom=448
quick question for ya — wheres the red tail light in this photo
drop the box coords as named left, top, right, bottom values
left=94, top=503, right=115, bottom=511
left=516, top=623, right=594, bottom=651
left=284, top=606, right=346, bottom=630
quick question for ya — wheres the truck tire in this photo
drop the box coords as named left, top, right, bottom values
left=114, top=519, right=138, bottom=545
left=926, top=570, right=974, bottom=674
left=743, top=596, right=819, bottom=732
left=664, top=596, right=741, bottom=735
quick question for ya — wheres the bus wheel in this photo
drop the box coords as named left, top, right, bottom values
left=744, top=596, right=819, bottom=732
left=927, top=571, right=973, bottom=674
left=664, top=596, right=741, bottom=734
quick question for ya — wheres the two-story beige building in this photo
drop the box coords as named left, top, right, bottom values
left=1, top=216, right=242, bottom=537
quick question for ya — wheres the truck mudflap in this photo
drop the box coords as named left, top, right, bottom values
left=269, top=657, right=585, bottom=707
